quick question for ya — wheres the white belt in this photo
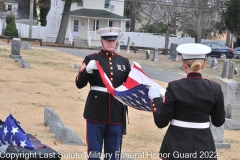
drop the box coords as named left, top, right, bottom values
left=91, top=86, right=107, bottom=92
left=171, top=119, right=210, bottom=129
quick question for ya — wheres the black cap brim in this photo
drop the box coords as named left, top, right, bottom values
left=101, top=36, right=118, bottom=41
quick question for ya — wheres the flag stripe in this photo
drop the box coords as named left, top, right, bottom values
left=95, top=60, right=166, bottom=112
left=95, top=61, right=115, bottom=95
left=123, top=76, right=140, bottom=89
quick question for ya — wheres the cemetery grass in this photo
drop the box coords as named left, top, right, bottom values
left=0, top=44, right=239, bottom=160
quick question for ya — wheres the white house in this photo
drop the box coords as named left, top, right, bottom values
left=46, top=0, right=129, bottom=47
left=4, top=0, right=18, bottom=17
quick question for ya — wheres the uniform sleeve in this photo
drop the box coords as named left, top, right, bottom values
left=75, top=56, right=91, bottom=89
left=210, top=88, right=225, bottom=127
left=152, top=83, right=176, bottom=128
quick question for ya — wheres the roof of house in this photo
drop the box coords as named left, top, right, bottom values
left=69, top=8, right=129, bottom=20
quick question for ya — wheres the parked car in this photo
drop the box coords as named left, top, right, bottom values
left=233, top=47, right=240, bottom=59
left=201, top=42, right=234, bottom=59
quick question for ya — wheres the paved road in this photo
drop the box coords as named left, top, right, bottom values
left=42, top=46, right=185, bottom=83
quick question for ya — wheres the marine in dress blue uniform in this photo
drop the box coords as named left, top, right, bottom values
left=148, top=43, right=225, bottom=160
left=75, top=27, right=130, bottom=160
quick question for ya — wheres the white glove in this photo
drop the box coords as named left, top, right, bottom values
left=148, top=87, right=160, bottom=100
left=86, top=60, right=98, bottom=74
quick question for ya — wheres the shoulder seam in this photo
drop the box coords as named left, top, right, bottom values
left=117, top=54, right=128, bottom=59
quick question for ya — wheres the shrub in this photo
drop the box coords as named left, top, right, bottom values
left=4, top=15, right=18, bottom=37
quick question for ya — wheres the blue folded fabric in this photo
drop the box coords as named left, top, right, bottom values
left=0, top=114, right=36, bottom=150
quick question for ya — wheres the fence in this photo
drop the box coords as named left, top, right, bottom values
left=119, top=32, right=226, bottom=49
left=86, top=31, right=226, bottom=48
left=0, top=19, right=48, bottom=42
left=16, top=23, right=47, bottom=42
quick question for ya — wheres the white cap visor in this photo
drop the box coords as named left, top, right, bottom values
left=177, top=43, right=211, bottom=60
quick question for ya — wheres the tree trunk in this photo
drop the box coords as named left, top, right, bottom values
left=196, top=9, right=201, bottom=43
left=226, top=30, right=231, bottom=47
left=55, top=0, right=72, bottom=44
left=130, top=15, right=136, bottom=32
left=145, top=8, right=154, bottom=33
left=196, top=25, right=201, bottom=43
left=172, top=21, right=176, bottom=35
left=164, top=30, right=170, bottom=55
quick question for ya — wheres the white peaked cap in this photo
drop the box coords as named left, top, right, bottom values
left=97, top=27, right=122, bottom=37
left=177, top=43, right=211, bottom=60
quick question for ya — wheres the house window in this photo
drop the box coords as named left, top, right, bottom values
left=7, top=5, right=12, bottom=11
left=73, top=20, right=79, bottom=32
left=104, top=0, right=110, bottom=8
left=77, top=1, right=83, bottom=6
left=109, top=21, right=113, bottom=27
left=93, top=20, right=99, bottom=31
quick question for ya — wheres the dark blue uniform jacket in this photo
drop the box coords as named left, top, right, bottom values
left=152, top=72, right=225, bottom=160
left=76, top=49, right=130, bottom=124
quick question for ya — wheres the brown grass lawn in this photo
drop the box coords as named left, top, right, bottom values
left=0, top=44, right=239, bottom=160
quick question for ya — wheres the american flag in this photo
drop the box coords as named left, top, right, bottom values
left=0, top=114, right=36, bottom=150
left=96, top=61, right=166, bottom=111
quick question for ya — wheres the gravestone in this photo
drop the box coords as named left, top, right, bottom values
left=125, top=36, right=131, bottom=53
left=228, top=104, right=240, bottom=119
left=228, top=61, right=234, bottom=79
left=210, top=78, right=240, bottom=149
left=221, top=60, right=229, bottom=78
left=44, top=107, right=83, bottom=145
left=9, top=38, right=22, bottom=59
left=210, top=125, right=230, bottom=149
left=225, top=104, right=240, bottom=130
left=146, top=50, right=150, bottom=59
left=234, top=68, right=238, bottom=75
left=152, top=48, right=158, bottom=61
left=21, top=41, right=32, bottom=50
left=20, top=58, right=31, bottom=68
left=212, top=78, right=240, bottom=118
left=169, top=43, right=178, bottom=60
left=206, top=56, right=213, bottom=63
left=210, top=58, right=217, bottom=70
left=116, top=40, right=120, bottom=52
left=74, top=64, right=80, bottom=70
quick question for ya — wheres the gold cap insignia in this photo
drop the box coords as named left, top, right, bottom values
left=109, top=28, right=113, bottom=32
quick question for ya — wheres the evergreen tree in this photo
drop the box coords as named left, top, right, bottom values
left=224, top=0, right=240, bottom=37
left=144, top=22, right=168, bottom=34
left=37, top=0, right=50, bottom=26
left=4, top=14, right=18, bottom=37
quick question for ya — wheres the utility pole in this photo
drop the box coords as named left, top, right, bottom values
left=29, top=0, right=34, bottom=39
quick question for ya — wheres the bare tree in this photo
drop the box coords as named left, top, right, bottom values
left=125, top=0, right=145, bottom=32
left=151, top=0, right=187, bottom=54
left=55, top=0, right=82, bottom=44
left=141, top=0, right=159, bottom=32
left=179, top=0, right=222, bottom=43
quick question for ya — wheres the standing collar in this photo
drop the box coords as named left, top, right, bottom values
left=186, top=72, right=203, bottom=79
left=100, top=49, right=116, bottom=57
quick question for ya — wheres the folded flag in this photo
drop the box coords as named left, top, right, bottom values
left=0, top=114, right=36, bottom=150
left=96, top=61, right=166, bottom=111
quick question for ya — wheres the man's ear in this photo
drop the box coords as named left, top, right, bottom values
left=202, top=61, right=206, bottom=69
left=183, top=62, right=188, bottom=69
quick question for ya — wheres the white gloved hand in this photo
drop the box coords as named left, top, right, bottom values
left=86, top=60, right=98, bottom=74
left=148, top=87, right=160, bottom=100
